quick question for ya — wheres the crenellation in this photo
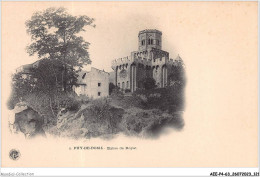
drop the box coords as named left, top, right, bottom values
left=138, top=29, right=162, bottom=36
left=112, top=29, right=183, bottom=91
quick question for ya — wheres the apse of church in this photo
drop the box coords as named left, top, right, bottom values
left=111, top=29, right=182, bottom=92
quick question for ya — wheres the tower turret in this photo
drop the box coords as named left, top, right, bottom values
left=138, top=29, right=162, bottom=51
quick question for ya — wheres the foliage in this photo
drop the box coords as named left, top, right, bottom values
left=15, top=90, right=185, bottom=139
left=135, top=83, right=185, bottom=113
left=21, top=92, right=57, bottom=126
left=8, top=7, right=95, bottom=114
left=82, top=98, right=125, bottom=136
left=8, top=90, right=80, bottom=129
left=109, top=82, right=116, bottom=95
left=110, top=94, right=143, bottom=109
left=54, top=92, right=80, bottom=112
left=88, top=98, right=111, bottom=122
left=53, top=99, right=184, bottom=139
left=168, top=65, right=186, bottom=85
left=9, top=69, right=80, bottom=118
left=142, top=77, right=156, bottom=90
left=76, top=94, right=90, bottom=104
left=110, top=86, right=124, bottom=98
left=25, top=7, right=95, bottom=91
left=8, top=71, right=36, bottom=109
left=125, top=89, right=131, bottom=93
left=11, top=72, right=35, bottom=98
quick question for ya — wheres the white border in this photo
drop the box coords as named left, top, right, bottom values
left=0, top=0, right=259, bottom=176
left=0, top=167, right=259, bottom=176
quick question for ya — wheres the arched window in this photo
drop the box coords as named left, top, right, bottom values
left=141, top=40, right=145, bottom=46
left=126, top=81, right=129, bottom=88
left=148, top=39, right=151, bottom=45
left=148, top=39, right=154, bottom=45
left=157, top=40, right=160, bottom=45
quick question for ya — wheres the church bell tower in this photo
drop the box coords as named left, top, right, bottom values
left=138, top=29, right=162, bottom=52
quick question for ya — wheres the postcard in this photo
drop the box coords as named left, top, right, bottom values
left=1, top=1, right=258, bottom=168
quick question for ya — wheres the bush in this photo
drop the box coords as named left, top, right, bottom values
left=76, top=98, right=125, bottom=137
left=18, top=91, right=81, bottom=128
left=110, top=87, right=124, bottom=98
left=110, top=93, right=143, bottom=109
left=55, top=93, right=80, bottom=112
left=125, top=89, right=131, bottom=93
left=88, top=98, right=111, bottom=122
left=142, top=77, right=156, bottom=90
left=135, top=84, right=185, bottom=112
left=76, top=94, right=90, bottom=104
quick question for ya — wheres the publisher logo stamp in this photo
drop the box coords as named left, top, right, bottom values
left=9, top=149, right=20, bottom=161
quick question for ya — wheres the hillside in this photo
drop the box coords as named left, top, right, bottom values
left=45, top=84, right=185, bottom=139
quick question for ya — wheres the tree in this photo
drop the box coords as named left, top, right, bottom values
left=11, top=72, right=34, bottom=97
left=30, top=59, right=64, bottom=92
left=168, top=65, right=186, bottom=85
left=25, top=7, right=95, bottom=92
left=142, top=77, right=156, bottom=90
left=7, top=72, right=36, bottom=109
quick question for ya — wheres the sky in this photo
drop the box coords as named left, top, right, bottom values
left=3, top=1, right=256, bottom=75
left=2, top=1, right=185, bottom=74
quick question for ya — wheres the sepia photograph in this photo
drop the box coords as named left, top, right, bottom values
left=1, top=1, right=258, bottom=175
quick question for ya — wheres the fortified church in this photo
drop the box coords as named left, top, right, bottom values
left=111, top=29, right=183, bottom=92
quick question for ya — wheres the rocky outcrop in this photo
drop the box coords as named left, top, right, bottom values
left=52, top=102, right=184, bottom=139
left=55, top=103, right=125, bottom=139
left=9, top=102, right=46, bottom=139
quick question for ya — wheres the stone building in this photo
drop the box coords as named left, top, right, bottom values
left=74, top=67, right=109, bottom=99
left=16, top=61, right=110, bottom=99
left=111, top=29, right=183, bottom=92
left=15, top=60, right=41, bottom=79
